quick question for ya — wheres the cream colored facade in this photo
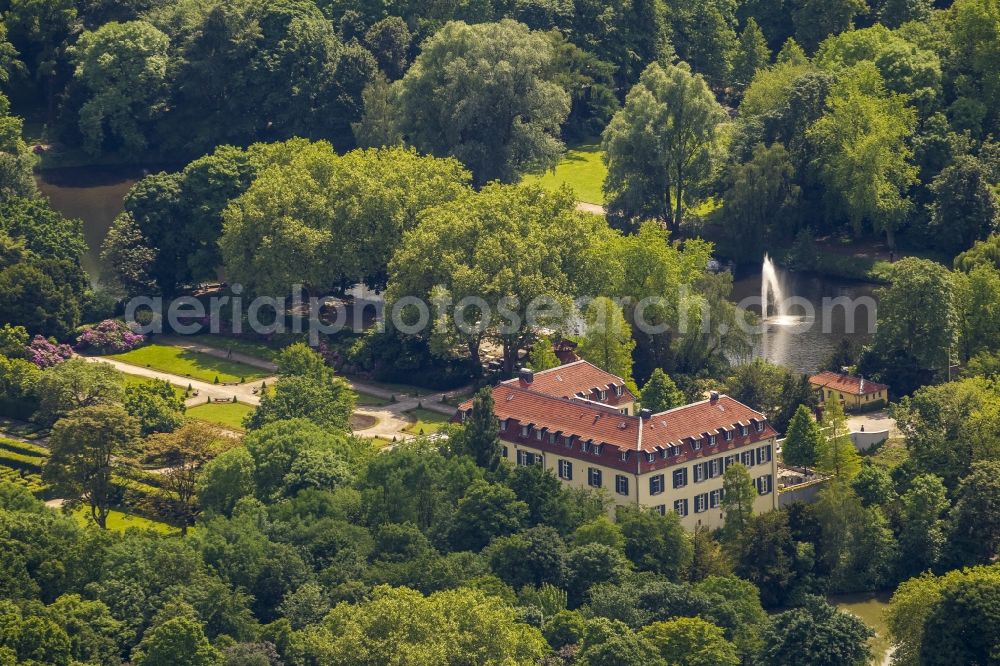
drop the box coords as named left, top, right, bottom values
left=502, top=436, right=778, bottom=530
left=819, top=387, right=885, bottom=409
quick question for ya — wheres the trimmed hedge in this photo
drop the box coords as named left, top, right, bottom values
left=0, top=438, right=48, bottom=458
left=0, top=448, right=45, bottom=472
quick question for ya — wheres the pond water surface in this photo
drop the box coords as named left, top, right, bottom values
left=35, top=166, right=148, bottom=280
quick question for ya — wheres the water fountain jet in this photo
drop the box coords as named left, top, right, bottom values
left=761, top=254, right=785, bottom=320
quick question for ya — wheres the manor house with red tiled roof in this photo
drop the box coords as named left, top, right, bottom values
left=456, top=361, right=778, bottom=529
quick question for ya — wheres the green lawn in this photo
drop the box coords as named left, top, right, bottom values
left=110, top=344, right=267, bottom=383
left=187, top=402, right=255, bottom=431
left=355, top=391, right=390, bottom=407
left=121, top=372, right=188, bottom=400
left=521, top=143, right=606, bottom=205
left=70, top=506, right=183, bottom=534
left=183, top=334, right=282, bottom=361
left=402, top=408, right=451, bottom=436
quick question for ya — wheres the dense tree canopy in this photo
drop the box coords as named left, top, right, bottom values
left=381, top=19, right=570, bottom=186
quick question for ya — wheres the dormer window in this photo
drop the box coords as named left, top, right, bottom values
left=535, top=428, right=544, bottom=440
left=645, top=452, right=655, bottom=463
left=600, top=390, right=607, bottom=401
left=724, top=429, right=733, bottom=441
left=564, top=435, right=573, bottom=447
left=756, top=421, right=765, bottom=433
left=594, top=443, right=603, bottom=456
left=708, top=434, right=716, bottom=446
left=500, top=419, right=508, bottom=431
left=692, top=438, right=702, bottom=451
left=549, top=431, right=556, bottom=444
left=740, top=425, right=748, bottom=436
left=615, top=384, right=624, bottom=397
left=581, top=440, right=590, bottom=453
left=521, top=425, right=529, bottom=437
left=619, top=450, right=629, bottom=462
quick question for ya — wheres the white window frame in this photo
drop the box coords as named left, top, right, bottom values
left=673, top=499, right=688, bottom=516
left=694, top=493, right=708, bottom=513
left=615, top=475, right=629, bottom=496
left=588, top=467, right=602, bottom=488
left=709, top=489, right=722, bottom=508
left=650, top=474, right=665, bottom=495
left=558, top=459, right=573, bottom=480
left=673, top=468, right=688, bottom=488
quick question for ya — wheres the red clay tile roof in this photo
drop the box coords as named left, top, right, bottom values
left=642, top=395, right=778, bottom=451
left=809, top=371, right=887, bottom=396
left=456, top=386, right=776, bottom=472
left=487, top=384, right=641, bottom=450
left=501, top=360, right=636, bottom=406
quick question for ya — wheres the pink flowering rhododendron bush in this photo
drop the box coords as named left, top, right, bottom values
left=26, top=335, right=73, bottom=368
left=75, top=319, right=146, bottom=354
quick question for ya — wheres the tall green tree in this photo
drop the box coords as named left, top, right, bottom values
left=602, top=62, right=726, bottom=228
left=721, top=142, right=799, bottom=259
left=617, top=506, right=693, bottom=580
left=783, top=404, right=821, bottom=469
left=34, top=358, right=124, bottom=425
left=928, top=155, right=1000, bottom=255
left=898, top=473, right=949, bottom=577
left=817, top=398, right=861, bottom=481
left=670, top=0, right=738, bottom=89
left=528, top=335, right=561, bottom=372
left=721, top=463, right=757, bottom=544
left=807, top=62, right=918, bottom=249
left=71, top=20, right=169, bottom=156
left=43, top=404, right=139, bottom=529
left=731, top=18, right=771, bottom=92
left=387, top=184, right=592, bottom=375
left=869, top=258, right=958, bottom=382
left=640, top=368, right=685, bottom=413
left=221, top=142, right=470, bottom=296
left=385, top=19, right=569, bottom=185
left=758, top=595, right=872, bottom=666
left=640, top=617, right=739, bottom=666
left=145, top=422, right=226, bottom=534
left=454, top=388, right=502, bottom=472
left=948, top=460, right=1000, bottom=566
left=792, top=0, right=868, bottom=52
left=577, top=297, right=636, bottom=385
left=890, top=377, right=1000, bottom=488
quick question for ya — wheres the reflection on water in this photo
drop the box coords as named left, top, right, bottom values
left=730, top=266, right=879, bottom=374
left=35, top=166, right=158, bottom=281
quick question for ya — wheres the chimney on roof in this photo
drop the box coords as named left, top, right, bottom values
left=860, top=376, right=865, bottom=392
left=519, top=367, right=534, bottom=384
left=639, top=408, right=652, bottom=419
left=710, top=390, right=720, bottom=403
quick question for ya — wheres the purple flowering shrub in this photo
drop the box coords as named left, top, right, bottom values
left=76, top=319, right=146, bottom=354
left=27, top=335, right=73, bottom=368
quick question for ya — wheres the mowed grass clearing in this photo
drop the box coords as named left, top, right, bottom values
left=402, top=408, right=451, bottom=436
left=121, top=372, right=188, bottom=400
left=183, top=334, right=282, bottom=361
left=110, top=344, right=267, bottom=383
left=71, top=506, right=182, bottom=534
left=187, top=402, right=255, bottom=431
left=521, top=143, right=605, bottom=205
